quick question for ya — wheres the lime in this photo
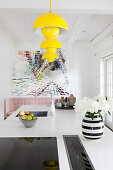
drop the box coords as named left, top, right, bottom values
left=32, top=117, right=37, bottom=120
left=29, top=113, right=34, bottom=117
left=27, top=116, right=32, bottom=120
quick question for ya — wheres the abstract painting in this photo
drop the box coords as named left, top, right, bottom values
left=12, top=50, right=69, bottom=96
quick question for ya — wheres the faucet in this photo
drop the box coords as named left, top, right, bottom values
left=50, top=82, right=55, bottom=115
left=50, top=83, right=54, bottom=104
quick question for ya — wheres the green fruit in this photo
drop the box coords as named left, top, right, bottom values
left=32, top=117, right=36, bottom=120
left=29, top=113, right=34, bottom=117
left=27, top=116, right=32, bottom=120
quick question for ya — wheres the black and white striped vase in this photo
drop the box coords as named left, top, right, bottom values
left=82, top=113, right=104, bottom=140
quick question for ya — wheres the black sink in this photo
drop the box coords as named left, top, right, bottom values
left=63, top=135, right=95, bottom=170
left=16, top=111, right=48, bottom=117
left=0, top=137, right=59, bottom=170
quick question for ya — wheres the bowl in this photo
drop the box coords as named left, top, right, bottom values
left=19, top=116, right=37, bottom=128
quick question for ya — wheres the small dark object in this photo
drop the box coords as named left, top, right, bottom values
left=55, top=105, right=74, bottom=110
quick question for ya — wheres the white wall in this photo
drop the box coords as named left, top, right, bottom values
left=67, top=41, right=97, bottom=99
left=0, top=31, right=14, bottom=120
left=0, top=32, right=99, bottom=118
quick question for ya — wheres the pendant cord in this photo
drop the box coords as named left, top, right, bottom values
left=50, top=0, right=51, bottom=12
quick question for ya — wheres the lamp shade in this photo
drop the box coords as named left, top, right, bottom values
left=33, top=13, right=68, bottom=35
left=40, top=39, right=62, bottom=49
left=41, top=27, right=60, bottom=39
left=43, top=52, right=58, bottom=62
left=43, top=52, right=58, bottom=59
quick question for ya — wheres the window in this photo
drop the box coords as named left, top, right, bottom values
left=106, top=58, right=112, bottom=97
left=102, top=55, right=113, bottom=121
left=103, top=56, right=113, bottom=97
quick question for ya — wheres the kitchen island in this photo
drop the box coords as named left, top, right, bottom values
left=0, top=105, right=113, bottom=170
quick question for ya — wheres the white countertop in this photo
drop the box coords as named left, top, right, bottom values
left=0, top=105, right=113, bottom=170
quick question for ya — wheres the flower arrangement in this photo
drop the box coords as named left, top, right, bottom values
left=74, top=96, right=113, bottom=121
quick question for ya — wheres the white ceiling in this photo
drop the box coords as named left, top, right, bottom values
left=0, top=9, right=113, bottom=50
left=0, top=0, right=113, bottom=11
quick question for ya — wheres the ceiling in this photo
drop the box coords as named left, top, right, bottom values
left=0, top=0, right=113, bottom=11
left=0, top=9, right=113, bottom=50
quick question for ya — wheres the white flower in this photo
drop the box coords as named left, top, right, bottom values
left=94, top=95, right=106, bottom=102
left=74, top=97, right=102, bottom=115
left=74, top=95, right=113, bottom=115
left=94, top=95, right=110, bottom=113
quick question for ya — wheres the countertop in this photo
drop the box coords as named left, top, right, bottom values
left=0, top=105, right=113, bottom=170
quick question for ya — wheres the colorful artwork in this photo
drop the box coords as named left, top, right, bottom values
left=12, top=50, right=69, bottom=96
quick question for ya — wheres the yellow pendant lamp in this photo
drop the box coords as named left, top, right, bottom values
left=40, top=39, right=62, bottom=50
left=43, top=53, right=58, bottom=62
left=33, top=0, right=68, bottom=38
left=41, top=27, right=60, bottom=39
left=33, top=0, right=68, bottom=62
left=40, top=39, right=62, bottom=62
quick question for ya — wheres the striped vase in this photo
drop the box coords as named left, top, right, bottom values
left=82, top=113, right=104, bottom=140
